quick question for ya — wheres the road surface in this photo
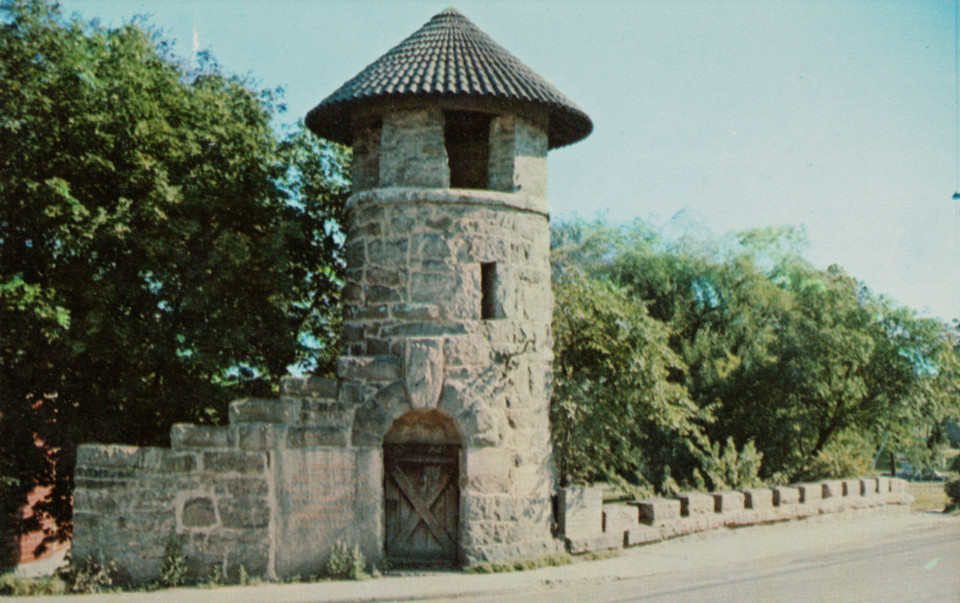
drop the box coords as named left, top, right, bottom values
left=11, top=509, right=958, bottom=603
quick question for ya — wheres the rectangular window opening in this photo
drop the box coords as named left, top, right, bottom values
left=480, top=262, right=497, bottom=320
left=445, top=111, right=491, bottom=189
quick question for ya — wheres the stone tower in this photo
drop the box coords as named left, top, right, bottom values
left=306, top=8, right=592, bottom=565
left=70, top=8, right=591, bottom=581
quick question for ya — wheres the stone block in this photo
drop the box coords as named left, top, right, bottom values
left=603, top=504, right=640, bottom=535
left=181, top=497, right=217, bottom=528
left=557, top=486, right=603, bottom=538
left=202, top=450, right=265, bottom=475
left=280, top=376, right=339, bottom=399
left=635, top=498, right=681, bottom=526
left=75, top=444, right=142, bottom=468
left=171, top=424, right=230, bottom=449
left=463, top=448, right=514, bottom=495
left=889, top=477, right=907, bottom=493
left=674, top=492, right=714, bottom=516
left=842, top=479, right=862, bottom=497
left=566, top=533, right=621, bottom=554
left=380, top=321, right=467, bottom=337
left=161, top=452, right=198, bottom=474
left=285, top=425, right=350, bottom=448
left=821, top=480, right=844, bottom=499
left=773, top=486, right=800, bottom=506
left=299, top=399, right=353, bottom=427
left=229, top=398, right=299, bottom=425
left=797, top=483, right=822, bottom=504
left=741, top=488, right=774, bottom=510
left=359, top=303, right=390, bottom=319
left=712, top=491, right=745, bottom=514
left=338, top=382, right=366, bottom=405
left=218, top=497, right=270, bottom=529
left=625, top=526, right=663, bottom=547
left=860, top=477, right=878, bottom=496
left=217, top=477, right=269, bottom=500
left=391, top=303, right=442, bottom=321
left=336, top=355, right=401, bottom=381
left=368, top=238, right=409, bottom=267
left=875, top=476, right=891, bottom=494
left=379, top=108, right=448, bottom=188
left=230, top=424, right=287, bottom=451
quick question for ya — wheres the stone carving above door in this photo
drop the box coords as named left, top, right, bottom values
left=403, top=338, right=445, bottom=409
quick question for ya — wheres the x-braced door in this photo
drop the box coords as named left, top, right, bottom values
left=384, top=443, right=459, bottom=567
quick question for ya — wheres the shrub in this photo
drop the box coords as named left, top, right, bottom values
left=324, top=541, right=366, bottom=580
left=689, top=436, right=764, bottom=491
left=945, top=479, right=960, bottom=512
left=57, top=554, right=119, bottom=594
left=802, top=431, right=872, bottom=480
left=158, top=538, right=188, bottom=588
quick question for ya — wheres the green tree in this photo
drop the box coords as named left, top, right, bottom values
left=551, top=222, right=703, bottom=493
left=550, top=216, right=960, bottom=489
left=0, top=0, right=348, bottom=553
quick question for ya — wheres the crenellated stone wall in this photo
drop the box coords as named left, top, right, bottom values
left=558, top=477, right=914, bottom=555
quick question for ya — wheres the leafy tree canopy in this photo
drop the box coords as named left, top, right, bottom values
left=0, top=0, right=348, bottom=555
left=551, top=217, right=959, bottom=491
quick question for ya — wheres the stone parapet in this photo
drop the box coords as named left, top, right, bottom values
left=557, top=486, right=603, bottom=538
left=560, top=477, right=916, bottom=558
left=797, top=483, right=822, bottom=504
left=674, top=492, right=714, bottom=516
left=712, top=490, right=745, bottom=514
left=603, top=504, right=640, bottom=537
left=742, top=488, right=774, bottom=510
left=821, top=480, right=844, bottom=499
left=842, top=479, right=862, bottom=497
left=635, top=498, right=681, bottom=526
left=772, top=486, right=800, bottom=506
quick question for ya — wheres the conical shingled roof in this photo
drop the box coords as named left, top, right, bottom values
left=306, top=7, right=592, bottom=149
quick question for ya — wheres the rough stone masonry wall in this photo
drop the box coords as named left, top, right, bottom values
left=72, top=443, right=272, bottom=582
left=339, top=190, right=558, bottom=564
left=72, top=376, right=382, bottom=583
left=353, top=105, right=548, bottom=207
left=559, top=477, right=914, bottom=555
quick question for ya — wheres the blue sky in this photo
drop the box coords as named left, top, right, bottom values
left=62, top=0, right=960, bottom=321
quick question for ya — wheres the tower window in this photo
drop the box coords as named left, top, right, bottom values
left=481, top=262, right=497, bottom=319
left=445, top=111, right=491, bottom=189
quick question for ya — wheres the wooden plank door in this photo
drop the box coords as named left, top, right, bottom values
left=384, top=443, right=459, bottom=567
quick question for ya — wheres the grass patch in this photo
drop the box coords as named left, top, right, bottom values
left=0, top=574, right=67, bottom=596
left=907, top=481, right=949, bottom=512
left=465, top=550, right=620, bottom=574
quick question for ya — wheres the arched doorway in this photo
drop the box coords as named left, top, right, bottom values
left=383, top=410, right=461, bottom=567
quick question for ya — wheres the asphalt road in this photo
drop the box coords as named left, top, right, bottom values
left=452, top=514, right=960, bottom=603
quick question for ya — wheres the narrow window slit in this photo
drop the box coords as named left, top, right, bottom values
left=481, top=262, right=497, bottom=319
